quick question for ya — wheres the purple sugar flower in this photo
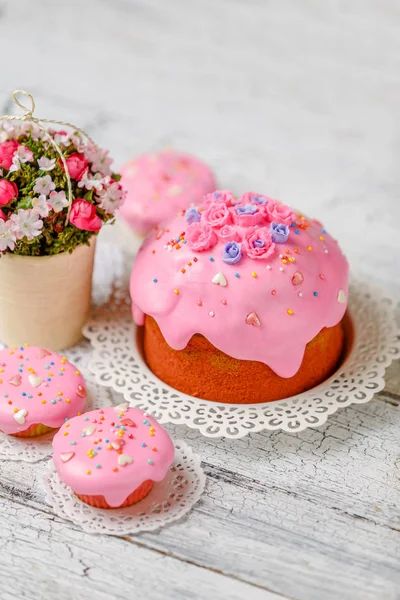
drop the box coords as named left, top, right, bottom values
left=270, top=222, right=289, bottom=244
left=222, top=241, right=242, bottom=265
left=185, top=207, right=201, bottom=224
left=235, top=204, right=258, bottom=216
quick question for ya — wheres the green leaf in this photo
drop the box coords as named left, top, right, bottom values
left=16, top=196, right=33, bottom=209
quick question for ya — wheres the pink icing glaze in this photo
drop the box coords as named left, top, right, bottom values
left=0, top=345, right=86, bottom=435
left=52, top=406, right=175, bottom=507
left=130, top=191, right=349, bottom=379
left=119, top=150, right=216, bottom=235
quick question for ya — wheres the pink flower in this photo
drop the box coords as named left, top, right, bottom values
left=216, top=224, right=240, bottom=242
left=202, top=202, right=232, bottom=228
left=232, top=203, right=266, bottom=227
left=65, top=152, right=88, bottom=181
left=0, top=180, right=18, bottom=206
left=185, top=221, right=218, bottom=252
left=264, top=200, right=294, bottom=225
left=242, top=227, right=275, bottom=260
left=202, top=190, right=236, bottom=208
left=0, top=140, right=19, bottom=170
left=69, top=199, right=102, bottom=232
left=240, top=192, right=271, bottom=206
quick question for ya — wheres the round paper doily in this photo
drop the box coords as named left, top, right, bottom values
left=44, top=440, right=205, bottom=535
left=0, top=375, right=114, bottom=462
left=84, top=277, right=400, bottom=439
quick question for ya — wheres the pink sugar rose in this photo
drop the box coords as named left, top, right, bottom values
left=69, top=199, right=102, bottom=232
left=242, top=226, right=275, bottom=260
left=264, top=200, right=294, bottom=225
left=0, top=140, right=19, bottom=170
left=65, top=152, right=88, bottom=181
left=185, top=221, right=218, bottom=252
left=202, top=201, right=232, bottom=228
left=217, top=223, right=240, bottom=242
left=202, top=190, right=236, bottom=208
left=0, top=180, right=18, bottom=206
left=231, top=203, right=266, bottom=227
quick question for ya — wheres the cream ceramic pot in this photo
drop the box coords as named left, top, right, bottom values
left=0, top=239, right=95, bottom=350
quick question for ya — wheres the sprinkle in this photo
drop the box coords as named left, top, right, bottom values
left=193, top=257, right=198, bottom=262
left=141, top=442, right=147, bottom=447
left=209, top=311, right=215, bottom=317
left=319, top=274, right=325, bottom=280
left=181, top=268, right=186, bottom=274
left=266, top=265, right=272, bottom=270
left=324, top=249, right=329, bottom=254
left=295, top=230, right=299, bottom=235
left=319, top=235, right=325, bottom=241
left=307, top=246, right=312, bottom=252
left=70, top=441, right=77, bottom=445
left=86, top=470, right=91, bottom=475
left=65, top=398, right=71, bottom=403
left=251, top=272, right=257, bottom=278
left=209, top=257, right=214, bottom=262
left=57, top=391, right=62, bottom=396
left=221, top=299, right=227, bottom=305
left=271, top=290, right=276, bottom=295
left=64, top=431, right=68, bottom=436
left=75, top=370, right=80, bottom=375
left=235, top=273, right=240, bottom=278
left=313, top=291, right=318, bottom=296
left=279, top=267, right=284, bottom=272
left=148, top=459, right=153, bottom=465
left=174, top=289, right=179, bottom=294
left=187, top=261, right=192, bottom=266
left=95, top=464, right=101, bottom=469
left=153, top=278, right=158, bottom=283
left=287, top=309, right=294, bottom=315
left=197, top=300, right=203, bottom=306
left=152, top=446, right=157, bottom=451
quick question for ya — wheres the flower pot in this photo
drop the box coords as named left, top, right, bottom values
left=0, top=239, right=96, bottom=350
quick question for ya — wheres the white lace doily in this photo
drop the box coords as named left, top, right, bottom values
left=43, top=440, right=205, bottom=535
left=84, top=276, right=400, bottom=439
left=0, top=376, right=113, bottom=462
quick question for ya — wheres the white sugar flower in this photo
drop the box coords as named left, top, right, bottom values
left=32, top=195, right=50, bottom=218
left=33, top=175, right=56, bottom=196
left=78, top=171, right=105, bottom=192
left=0, top=219, right=16, bottom=251
left=9, top=145, right=34, bottom=173
left=98, top=181, right=126, bottom=214
left=48, top=190, right=69, bottom=213
left=85, top=144, right=113, bottom=176
left=10, top=209, right=43, bottom=241
left=37, top=156, right=56, bottom=171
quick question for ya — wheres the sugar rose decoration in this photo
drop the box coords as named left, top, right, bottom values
left=180, top=191, right=294, bottom=264
left=0, top=123, right=126, bottom=256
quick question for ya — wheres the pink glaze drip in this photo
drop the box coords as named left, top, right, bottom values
left=130, top=191, right=349, bottom=379
left=52, top=406, right=175, bottom=508
left=0, top=346, right=86, bottom=435
left=119, top=150, right=216, bottom=235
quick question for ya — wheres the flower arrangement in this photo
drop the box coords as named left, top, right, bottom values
left=0, top=122, right=125, bottom=256
left=184, top=191, right=294, bottom=263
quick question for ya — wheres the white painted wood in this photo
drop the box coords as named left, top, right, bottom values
left=0, top=0, right=399, bottom=599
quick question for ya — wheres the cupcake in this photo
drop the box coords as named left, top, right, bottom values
left=0, top=345, right=87, bottom=437
left=52, top=405, right=175, bottom=509
left=119, top=150, right=216, bottom=237
left=130, top=190, right=349, bottom=403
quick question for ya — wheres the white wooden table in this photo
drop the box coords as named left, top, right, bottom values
left=0, top=1, right=399, bottom=598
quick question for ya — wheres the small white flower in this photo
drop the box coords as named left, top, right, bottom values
left=10, top=209, right=43, bottom=241
left=84, top=144, right=113, bottom=176
left=54, top=131, right=71, bottom=146
left=33, top=175, right=56, bottom=196
left=78, top=171, right=105, bottom=192
left=37, top=156, right=56, bottom=171
left=48, top=190, right=69, bottom=213
left=9, top=145, right=34, bottom=173
left=98, top=181, right=126, bottom=214
left=0, top=219, right=16, bottom=251
left=32, top=195, right=50, bottom=218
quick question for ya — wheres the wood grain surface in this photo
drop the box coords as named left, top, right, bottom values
left=0, top=1, right=399, bottom=599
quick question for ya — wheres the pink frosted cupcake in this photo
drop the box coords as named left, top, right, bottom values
left=52, top=405, right=175, bottom=509
left=0, top=345, right=87, bottom=437
left=119, top=150, right=216, bottom=237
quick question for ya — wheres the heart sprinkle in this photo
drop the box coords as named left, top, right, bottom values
left=60, top=452, right=75, bottom=463
left=28, top=374, right=43, bottom=388
left=82, top=425, right=96, bottom=437
left=212, top=272, right=227, bottom=287
left=120, top=418, right=135, bottom=427
left=245, top=312, right=261, bottom=327
left=76, top=385, right=86, bottom=398
left=291, top=271, right=304, bottom=286
left=13, top=409, right=27, bottom=425
left=118, top=454, right=133, bottom=466
left=8, top=375, right=22, bottom=386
